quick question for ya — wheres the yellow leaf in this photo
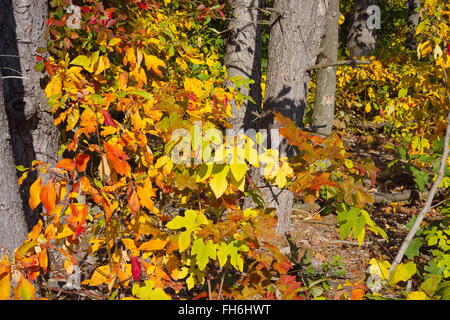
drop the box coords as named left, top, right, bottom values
left=0, top=256, right=11, bottom=300
left=209, top=165, right=229, bottom=198
left=108, top=38, right=121, bottom=47
left=66, top=108, right=80, bottom=131
left=122, top=238, right=139, bottom=256
left=407, top=291, right=428, bottom=300
left=389, top=261, right=417, bottom=285
left=45, top=74, right=62, bottom=99
left=144, top=53, right=166, bottom=77
left=368, top=258, right=391, bottom=280
left=82, top=265, right=110, bottom=286
left=13, top=276, right=35, bottom=300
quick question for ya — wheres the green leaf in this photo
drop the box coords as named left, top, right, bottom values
left=405, top=238, right=422, bottom=259
left=166, top=210, right=208, bottom=252
left=191, top=239, right=217, bottom=271
left=217, top=242, right=229, bottom=267
left=130, top=90, right=153, bottom=100
left=398, top=88, right=408, bottom=98
left=420, top=275, right=441, bottom=297
left=132, top=280, right=170, bottom=300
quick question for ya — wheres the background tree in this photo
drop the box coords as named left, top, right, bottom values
left=406, top=0, right=421, bottom=51
left=347, top=0, right=378, bottom=57
left=312, top=0, right=340, bottom=136
left=260, top=0, right=328, bottom=235
left=224, top=0, right=263, bottom=131
left=0, top=77, right=28, bottom=255
left=0, top=0, right=59, bottom=229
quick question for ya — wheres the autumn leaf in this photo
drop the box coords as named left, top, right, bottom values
left=104, top=142, right=131, bottom=176
left=128, top=188, right=141, bottom=216
left=75, top=153, right=90, bottom=172
left=144, top=53, right=166, bottom=77
left=56, top=158, right=76, bottom=171
left=131, top=256, right=142, bottom=281
left=138, top=239, right=168, bottom=251
left=29, top=177, right=43, bottom=210
left=40, top=180, right=57, bottom=214
left=166, top=210, right=208, bottom=252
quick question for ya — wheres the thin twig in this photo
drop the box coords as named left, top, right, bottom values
left=1, top=76, right=30, bottom=80
left=306, top=59, right=371, bottom=71
left=217, top=270, right=225, bottom=300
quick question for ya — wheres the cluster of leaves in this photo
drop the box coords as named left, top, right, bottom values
left=0, top=0, right=387, bottom=300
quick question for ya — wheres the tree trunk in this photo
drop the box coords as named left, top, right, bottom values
left=347, top=0, right=378, bottom=58
left=0, top=0, right=59, bottom=229
left=312, top=0, right=340, bottom=136
left=224, top=0, right=263, bottom=131
left=260, top=0, right=328, bottom=235
left=223, top=0, right=264, bottom=211
left=0, top=76, right=28, bottom=255
left=406, top=0, right=420, bottom=51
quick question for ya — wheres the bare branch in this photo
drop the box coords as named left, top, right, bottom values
left=306, top=59, right=371, bottom=71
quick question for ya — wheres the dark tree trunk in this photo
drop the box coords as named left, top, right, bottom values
left=406, top=0, right=420, bottom=51
left=224, top=0, right=263, bottom=131
left=312, top=0, right=340, bottom=136
left=0, top=0, right=60, bottom=229
left=347, top=0, right=379, bottom=58
left=0, top=76, right=28, bottom=255
left=260, top=0, right=328, bottom=235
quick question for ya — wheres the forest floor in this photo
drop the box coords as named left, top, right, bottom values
left=281, top=126, right=447, bottom=298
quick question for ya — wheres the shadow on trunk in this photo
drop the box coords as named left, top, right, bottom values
left=0, top=0, right=40, bottom=230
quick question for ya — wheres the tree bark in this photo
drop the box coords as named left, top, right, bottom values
left=0, top=0, right=60, bottom=229
left=406, top=0, right=420, bottom=51
left=223, top=0, right=263, bottom=211
left=312, top=0, right=340, bottom=136
left=260, top=0, right=328, bottom=235
left=224, top=0, right=263, bottom=131
left=0, top=76, right=28, bottom=255
left=347, top=0, right=378, bottom=58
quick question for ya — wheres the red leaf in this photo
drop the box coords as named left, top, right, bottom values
left=101, top=109, right=117, bottom=128
left=75, top=153, right=90, bottom=172
left=131, top=256, right=142, bottom=281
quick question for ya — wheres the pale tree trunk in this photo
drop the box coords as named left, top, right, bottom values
left=347, top=0, right=378, bottom=58
left=224, top=0, right=263, bottom=131
left=0, top=0, right=60, bottom=229
left=0, top=77, right=28, bottom=255
left=260, top=0, right=328, bottom=235
left=312, top=0, right=340, bottom=136
left=406, top=0, right=420, bottom=51
left=223, top=0, right=263, bottom=211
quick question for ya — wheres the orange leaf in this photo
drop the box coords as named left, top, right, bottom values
left=56, top=159, right=76, bottom=171
left=138, top=239, right=168, bottom=251
left=67, top=203, right=88, bottom=229
left=104, top=142, right=131, bottom=176
left=128, top=188, right=140, bottom=216
left=75, top=153, right=90, bottom=172
left=40, top=180, right=57, bottom=214
left=29, top=177, right=42, bottom=210
left=118, top=71, right=128, bottom=89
